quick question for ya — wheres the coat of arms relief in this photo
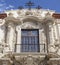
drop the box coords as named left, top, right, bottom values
left=3, top=54, right=48, bottom=65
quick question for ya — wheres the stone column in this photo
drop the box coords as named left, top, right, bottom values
left=16, top=26, right=21, bottom=53
left=0, top=19, right=6, bottom=53
left=43, top=23, right=50, bottom=53
left=57, top=24, right=60, bottom=44
left=6, top=22, right=15, bottom=52
left=39, top=28, right=46, bottom=53
left=0, top=26, right=5, bottom=43
left=49, top=23, right=55, bottom=45
left=39, top=29, right=41, bottom=52
left=52, top=22, right=59, bottom=45
left=53, top=22, right=58, bottom=40
left=0, top=19, right=5, bottom=43
left=56, top=23, right=60, bottom=55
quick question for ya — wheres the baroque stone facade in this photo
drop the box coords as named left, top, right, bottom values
left=0, top=9, right=60, bottom=65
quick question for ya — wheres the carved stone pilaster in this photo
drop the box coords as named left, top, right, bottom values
left=16, top=25, right=21, bottom=52
left=39, top=28, right=47, bottom=53
left=47, top=22, right=55, bottom=53
left=48, top=22, right=60, bottom=54
left=6, top=22, right=15, bottom=52
left=0, top=19, right=5, bottom=43
left=53, top=22, right=59, bottom=42
left=0, top=19, right=6, bottom=53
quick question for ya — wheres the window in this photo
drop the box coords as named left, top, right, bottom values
left=21, top=29, right=40, bottom=52
left=15, top=29, right=46, bottom=53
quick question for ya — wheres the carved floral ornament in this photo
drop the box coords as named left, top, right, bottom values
left=25, top=11, right=33, bottom=15
left=7, top=10, right=53, bottom=19
left=0, top=11, right=54, bottom=26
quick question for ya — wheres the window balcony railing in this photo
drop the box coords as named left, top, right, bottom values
left=14, top=44, right=48, bottom=53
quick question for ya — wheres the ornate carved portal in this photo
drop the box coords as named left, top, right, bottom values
left=15, top=20, right=48, bottom=53
left=0, top=9, right=60, bottom=65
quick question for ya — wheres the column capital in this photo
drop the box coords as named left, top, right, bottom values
left=8, top=22, right=15, bottom=28
left=16, top=26, right=21, bottom=32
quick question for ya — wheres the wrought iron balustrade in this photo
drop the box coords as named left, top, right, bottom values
left=14, top=44, right=47, bottom=53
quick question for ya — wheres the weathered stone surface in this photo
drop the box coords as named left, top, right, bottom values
left=0, top=9, right=60, bottom=65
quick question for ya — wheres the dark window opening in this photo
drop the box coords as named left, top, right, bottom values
left=21, top=29, right=40, bottom=52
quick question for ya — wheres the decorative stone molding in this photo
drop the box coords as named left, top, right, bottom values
left=48, top=39, right=60, bottom=56
left=0, top=19, right=5, bottom=26
left=25, top=11, right=33, bottom=15
left=1, top=53, right=60, bottom=65
left=8, top=13, right=13, bottom=17
left=1, top=53, right=48, bottom=65
left=5, top=9, right=54, bottom=23
left=20, top=22, right=40, bottom=29
left=48, top=21, right=60, bottom=55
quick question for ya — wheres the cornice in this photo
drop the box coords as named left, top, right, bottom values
left=0, top=9, right=56, bottom=25
left=5, top=16, right=21, bottom=24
